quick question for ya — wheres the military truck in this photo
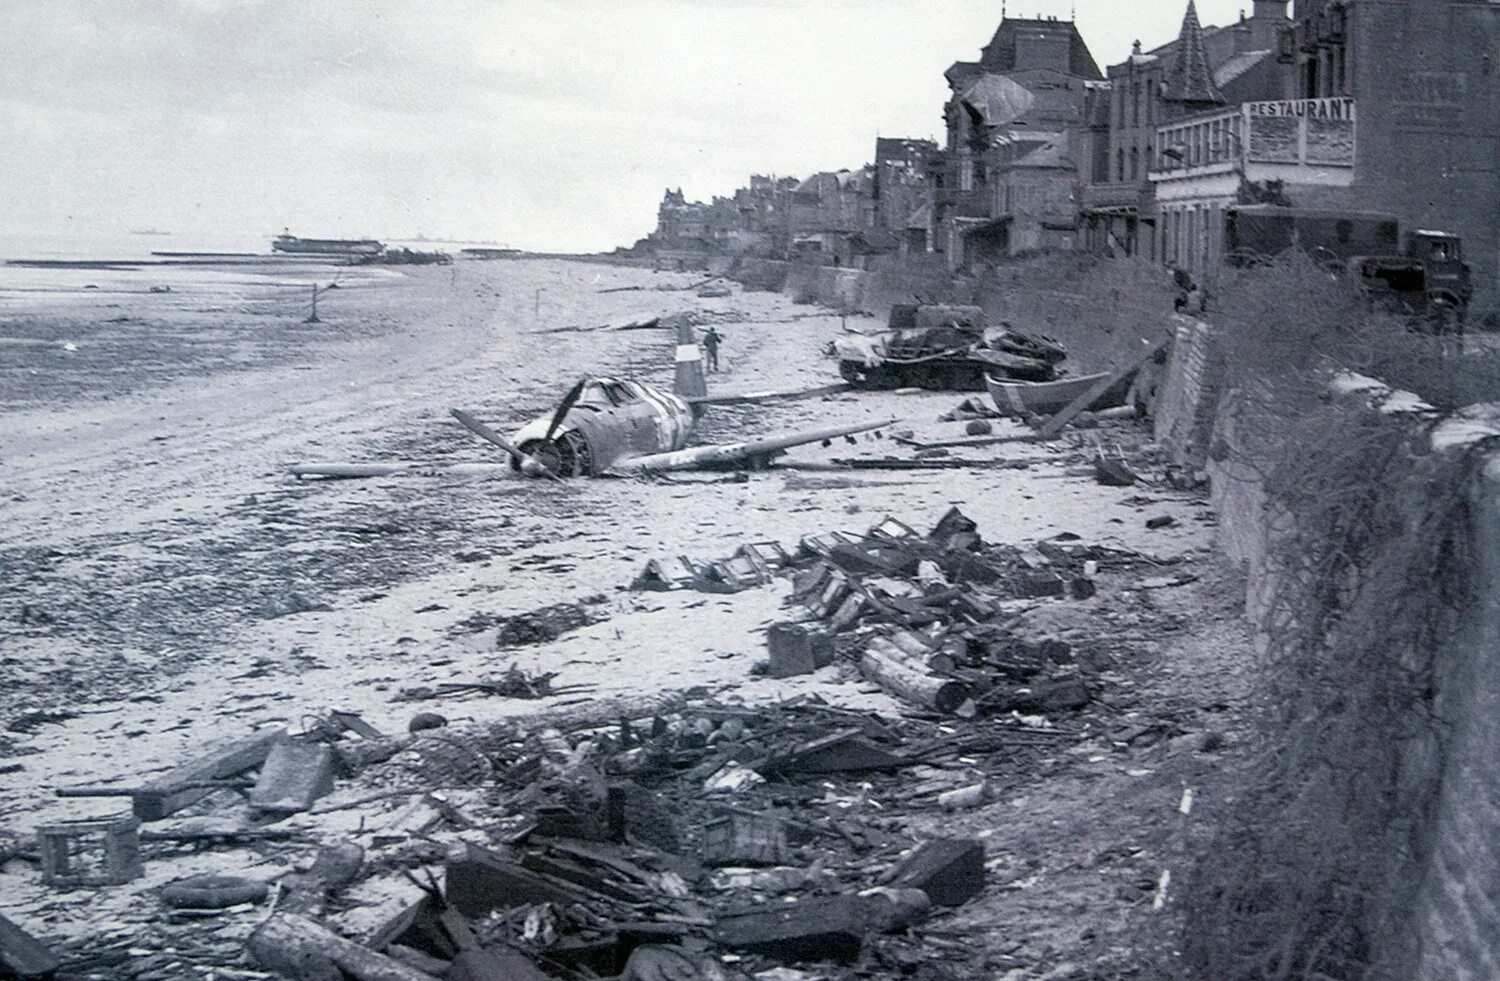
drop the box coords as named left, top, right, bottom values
left=1224, top=205, right=1472, bottom=325
left=833, top=304, right=1063, bottom=391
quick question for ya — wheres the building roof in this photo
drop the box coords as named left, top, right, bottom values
left=979, top=17, right=1103, bottom=80
left=1011, top=136, right=1073, bottom=169
left=848, top=228, right=901, bottom=254
left=1213, top=48, right=1273, bottom=89
left=906, top=203, right=933, bottom=229
left=875, top=137, right=938, bottom=164
left=1162, top=1, right=1226, bottom=105
left=945, top=61, right=984, bottom=90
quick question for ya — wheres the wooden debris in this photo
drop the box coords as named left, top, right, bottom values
left=1035, top=333, right=1169, bottom=439
left=448, top=948, right=550, bottom=981
left=443, top=843, right=591, bottom=917
left=131, top=727, right=285, bottom=820
left=767, top=729, right=905, bottom=775
left=701, top=811, right=789, bottom=866
left=248, top=912, right=442, bottom=981
left=37, top=814, right=143, bottom=887
left=767, top=623, right=833, bottom=678
left=715, top=894, right=872, bottom=962
left=0, top=912, right=60, bottom=980
left=250, top=738, right=336, bottom=815
left=886, top=838, right=987, bottom=906
left=860, top=645, right=974, bottom=717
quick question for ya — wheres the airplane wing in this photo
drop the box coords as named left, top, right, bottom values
left=289, top=462, right=514, bottom=479
left=613, top=418, right=896, bottom=474
left=682, top=382, right=850, bottom=407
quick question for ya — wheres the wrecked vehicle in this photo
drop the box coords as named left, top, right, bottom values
left=833, top=304, right=1062, bottom=391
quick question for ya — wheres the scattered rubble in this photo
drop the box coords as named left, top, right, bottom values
left=496, top=600, right=606, bottom=646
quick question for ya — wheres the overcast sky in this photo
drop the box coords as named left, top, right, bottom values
left=0, top=1, right=1272, bottom=252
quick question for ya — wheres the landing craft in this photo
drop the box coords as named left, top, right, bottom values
left=290, top=325, right=893, bottom=481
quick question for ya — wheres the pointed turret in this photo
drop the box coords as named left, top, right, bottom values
left=1163, top=1, right=1225, bottom=106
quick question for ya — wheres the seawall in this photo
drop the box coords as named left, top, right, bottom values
left=1153, top=319, right=1500, bottom=976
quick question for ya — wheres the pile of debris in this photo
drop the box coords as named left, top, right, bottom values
left=0, top=509, right=1187, bottom=979
left=769, top=510, right=1123, bottom=721
left=2, top=687, right=1073, bottom=979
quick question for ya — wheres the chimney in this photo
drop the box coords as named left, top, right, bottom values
left=1250, top=0, right=1289, bottom=50
left=1232, top=11, right=1254, bottom=54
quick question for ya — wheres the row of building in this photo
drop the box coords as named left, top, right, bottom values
left=633, top=1, right=1499, bottom=307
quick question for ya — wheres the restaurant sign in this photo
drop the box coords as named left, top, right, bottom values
left=1246, top=97, right=1356, bottom=166
left=1246, top=97, right=1356, bottom=121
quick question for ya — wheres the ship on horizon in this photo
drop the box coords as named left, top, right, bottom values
left=272, top=229, right=384, bottom=256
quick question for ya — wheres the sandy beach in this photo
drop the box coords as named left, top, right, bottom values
left=0, top=257, right=1244, bottom=976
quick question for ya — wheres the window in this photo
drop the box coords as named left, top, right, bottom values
left=1132, top=82, right=1141, bottom=126
left=1118, top=148, right=1126, bottom=182
left=1130, top=147, right=1139, bottom=181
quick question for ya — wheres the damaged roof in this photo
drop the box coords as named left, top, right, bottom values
left=960, top=73, right=1037, bottom=128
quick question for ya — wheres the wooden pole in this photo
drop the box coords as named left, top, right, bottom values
left=248, top=912, right=440, bottom=981
left=859, top=646, right=973, bottom=716
left=306, top=284, right=321, bottom=323
left=1034, top=332, right=1171, bottom=440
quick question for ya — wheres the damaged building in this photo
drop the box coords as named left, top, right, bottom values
left=936, top=15, right=1104, bottom=271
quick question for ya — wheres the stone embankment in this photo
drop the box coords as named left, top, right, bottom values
left=1135, top=312, right=1500, bottom=976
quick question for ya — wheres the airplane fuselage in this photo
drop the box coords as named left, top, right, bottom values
left=510, top=378, right=696, bottom=477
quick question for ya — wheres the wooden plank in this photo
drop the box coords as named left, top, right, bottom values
left=1035, top=333, right=1171, bottom=440
left=444, top=843, right=591, bottom=918
left=0, top=912, right=60, bottom=979
left=249, top=738, right=335, bottom=815
left=248, top=912, right=440, bottom=981
left=886, top=838, right=986, bottom=906
left=715, top=895, right=868, bottom=962
left=859, top=647, right=974, bottom=717
left=133, top=727, right=285, bottom=820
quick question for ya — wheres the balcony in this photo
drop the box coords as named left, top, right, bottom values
left=1150, top=98, right=1357, bottom=188
left=1081, top=181, right=1150, bottom=213
left=1149, top=105, right=1246, bottom=181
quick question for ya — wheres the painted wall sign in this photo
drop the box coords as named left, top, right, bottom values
left=1247, top=99, right=1356, bottom=166
left=1246, top=97, right=1357, bottom=121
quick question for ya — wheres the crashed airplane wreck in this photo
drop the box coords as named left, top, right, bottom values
left=291, top=324, right=893, bottom=481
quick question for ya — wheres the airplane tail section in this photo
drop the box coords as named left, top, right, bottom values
left=673, top=322, right=707, bottom=400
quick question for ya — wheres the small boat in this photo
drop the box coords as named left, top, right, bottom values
left=986, top=369, right=1136, bottom=418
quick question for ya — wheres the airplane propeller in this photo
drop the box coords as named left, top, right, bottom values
left=544, top=378, right=589, bottom=443
left=450, top=409, right=561, bottom=481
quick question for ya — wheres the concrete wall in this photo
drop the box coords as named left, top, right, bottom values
left=730, top=257, right=969, bottom=316
left=1411, top=410, right=1500, bottom=979
left=1151, top=326, right=1500, bottom=973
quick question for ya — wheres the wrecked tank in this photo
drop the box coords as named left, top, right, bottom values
left=833, top=304, right=1061, bottom=391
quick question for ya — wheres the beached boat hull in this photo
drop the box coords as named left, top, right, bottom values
left=272, top=235, right=384, bottom=256
left=986, top=370, right=1135, bottom=417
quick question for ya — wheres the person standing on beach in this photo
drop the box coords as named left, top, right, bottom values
left=702, top=327, right=723, bottom=372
